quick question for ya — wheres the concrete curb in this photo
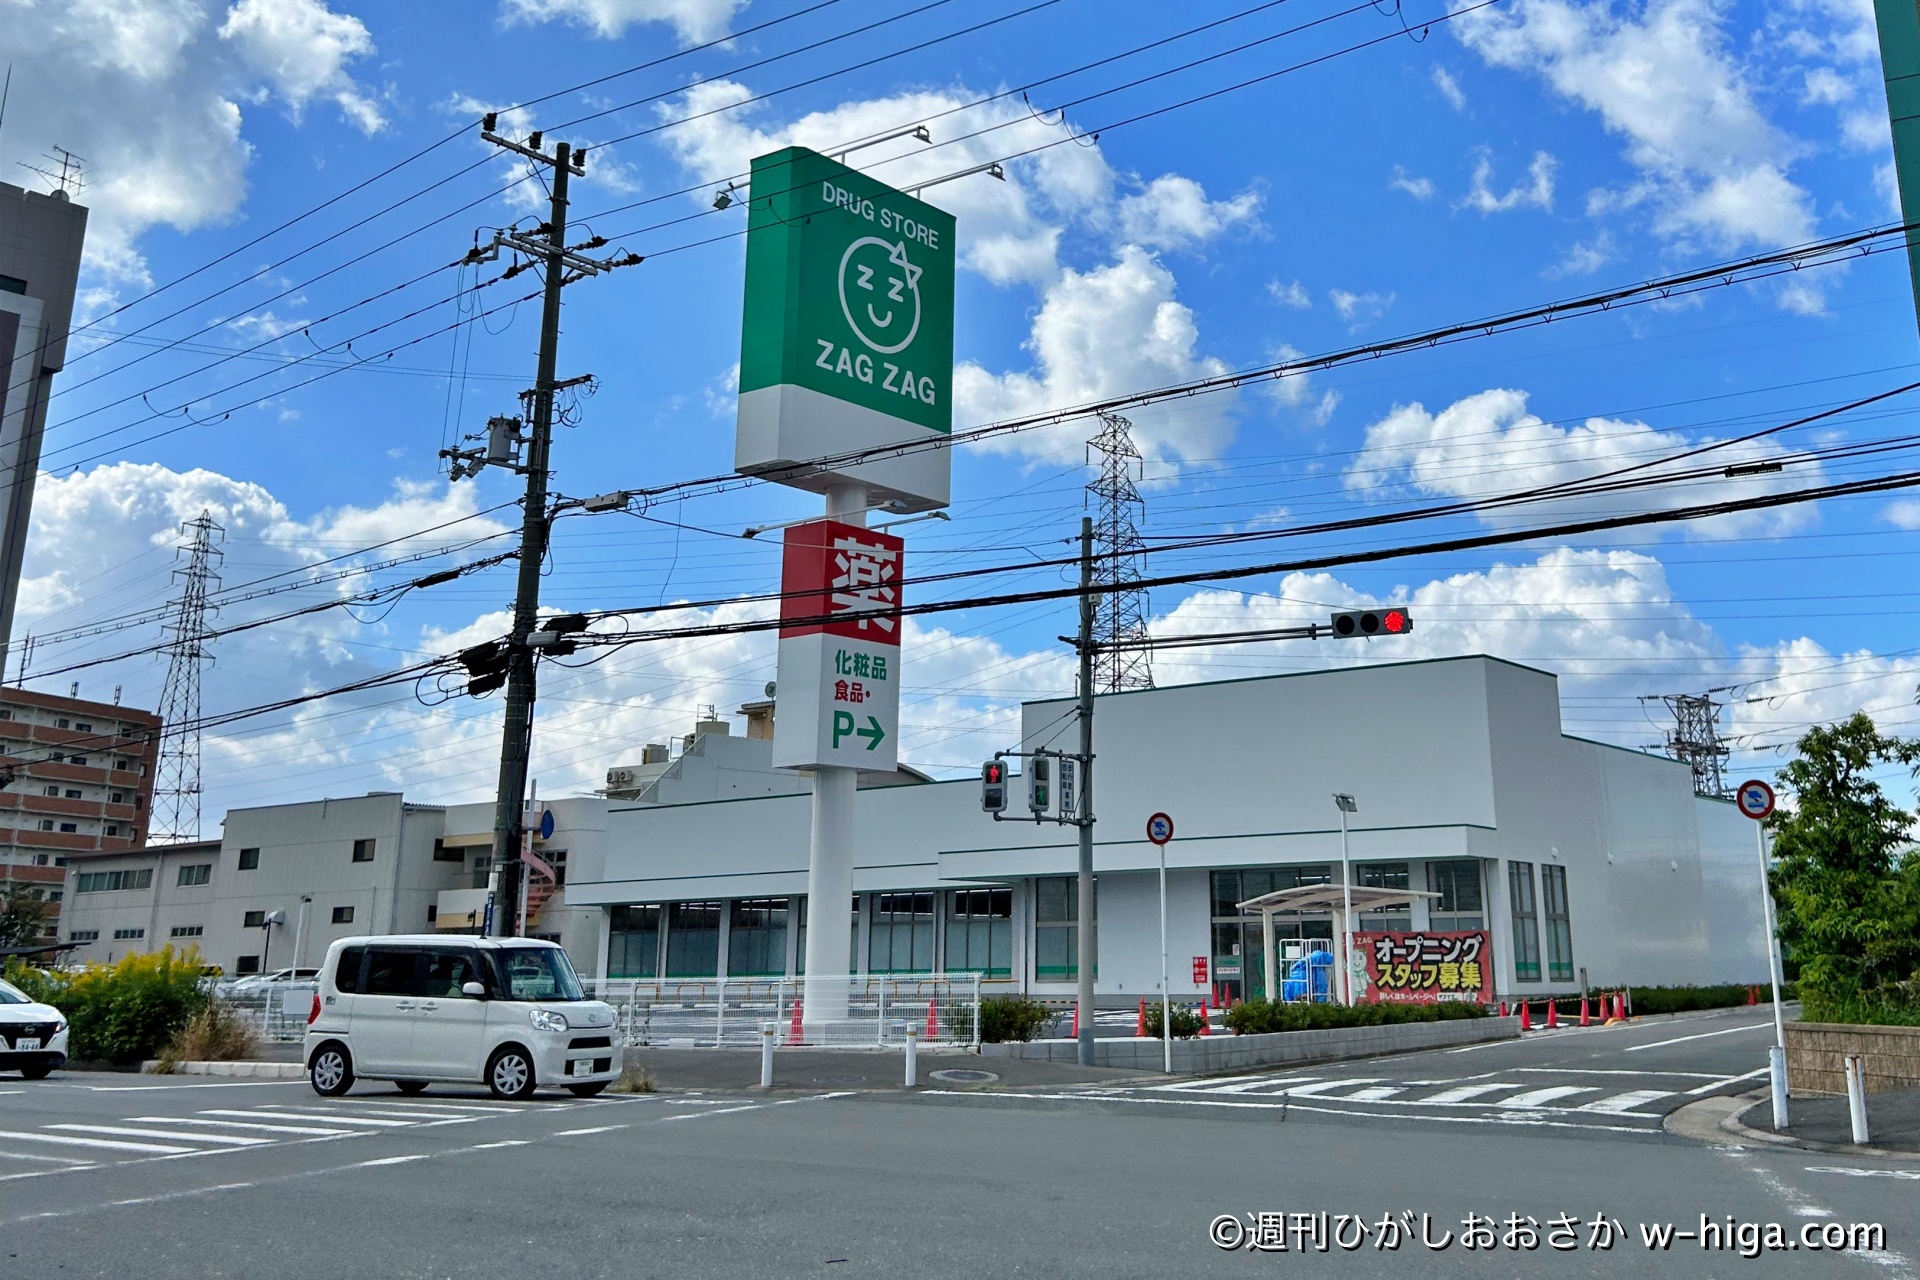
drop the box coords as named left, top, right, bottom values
left=139, top=1059, right=307, bottom=1079
left=1717, top=1095, right=1920, bottom=1161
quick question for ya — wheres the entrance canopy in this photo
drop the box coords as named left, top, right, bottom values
left=1236, top=885, right=1440, bottom=1002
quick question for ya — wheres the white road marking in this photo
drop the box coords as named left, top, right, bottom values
left=1421, top=1083, right=1525, bottom=1104
left=1276, top=1079, right=1384, bottom=1098
left=108, top=1183, right=254, bottom=1208
left=1341, top=1086, right=1406, bottom=1101
left=1683, top=1066, right=1771, bottom=1095
left=1575, top=1090, right=1675, bottom=1114
left=1623, top=1022, right=1771, bottom=1052
left=77, top=1080, right=306, bottom=1092
left=1806, top=1166, right=1920, bottom=1181
left=45, top=1124, right=272, bottom=1147
left=1494, top=1086, right=1597, bottom=1109
left=0, top=1149, right=90, bottom=1164
left=1148, top=1072, right=1301, bottom=1093
left=1177, top=1076, right=1321, bottom=1096
left=660, top=1091, right=856, bottom=1122
left=552, top=1125, right=628, bottom=1137
left=220, top=1109, right=414, bottom=1127
left=465, top=1140, right=530, bottom=1150
left=1510, top=1066, right=1726, bottom=1080
left=305, top=1107, right=461, bottom=1121
left=936, top=1090, right=1663, bottom=1136
left=132, top=1116, right=350, bottom=1136
left=356, top=1154, right=430, bottom=1167
left=368, top=1101, right=516, bottom=1114
left=0, top=1130, right=192, bottom=1155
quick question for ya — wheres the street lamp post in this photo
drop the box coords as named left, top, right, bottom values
left=1333, top=794, right=1358, bottom=1006
left=291, top=895, right=312, bottom=975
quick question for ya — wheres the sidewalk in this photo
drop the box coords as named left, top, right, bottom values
left=619, top=1045, right=1158, bottom=1093
left=1689, top=1087, right=1920, bottom=1158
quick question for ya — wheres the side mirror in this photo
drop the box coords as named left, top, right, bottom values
left=461, top=981, right=487, bottom=998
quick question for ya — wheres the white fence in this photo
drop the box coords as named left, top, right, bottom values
left=587, top=975, right=983, bottom=1049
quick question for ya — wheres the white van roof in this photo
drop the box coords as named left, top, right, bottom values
left=323, top=935, right=561, bottom=950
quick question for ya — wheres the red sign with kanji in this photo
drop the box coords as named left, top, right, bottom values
left=1353, top=930, right=1493, bottom=1004
left=779, top=519, right=904, bottom=646
left=1191, top=956, right=1209, bottom=986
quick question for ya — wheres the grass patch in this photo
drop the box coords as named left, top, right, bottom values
left=608, top=1065, right=657, bottom=1094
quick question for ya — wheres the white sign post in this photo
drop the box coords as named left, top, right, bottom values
left=1146, top=812, right=1175, bottom=1074
left=1735, top=778, right=1789, bottom=1131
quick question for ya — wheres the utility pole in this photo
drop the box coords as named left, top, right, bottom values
left=1645, top=690, right=1732, bottom=799
left=1075, top=515, right=1097, bottom=1066
left=448, top=119, right=638, bottom=937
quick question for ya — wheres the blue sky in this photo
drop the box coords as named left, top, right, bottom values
left=3, top=0, right=1917, bottom=822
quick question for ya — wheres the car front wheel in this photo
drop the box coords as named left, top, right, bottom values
left=310, top=1043, right=354, bottom=1097
left=487, top=1046, right=537, bottom=1101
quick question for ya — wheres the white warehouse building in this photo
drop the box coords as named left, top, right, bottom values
left=60, top=656, right=1770, bottom=1003
left=570, top=656, right=1770, bottom=1003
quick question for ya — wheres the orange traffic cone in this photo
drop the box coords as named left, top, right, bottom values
left=1199, top=997, right=1212, bottom=1036
left=925, top=1000, right=939, bottom=1041
left=1520, top=1001, right=1532, bottom=1031
left=1499, top=1000, right=1508, bottom=1018
left=1137, top=999, right=1148, bottom=1038
left=788, top=996, right=804, bottom=1046
left=1615, top=992, right=1627, bottom=1021
left=1746, top=985, right=1757, bottom=1006
left=1579, top=996, right=1590, bottom=1027
left=1546, top=1000, right=1559, bottom=1029
left=1070, top=1001, right=1079, bottom=1038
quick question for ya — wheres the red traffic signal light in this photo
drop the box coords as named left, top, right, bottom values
left=1330, top=609, right=1414, bottom=638
left=1380, top=608, right=1410, bottom=635
left=981, top=760, right=1008, bottom=814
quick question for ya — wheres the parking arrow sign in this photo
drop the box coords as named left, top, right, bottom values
left=857, top=716, right=885, bottom=750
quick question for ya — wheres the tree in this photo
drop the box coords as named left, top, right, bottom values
left=0, top=879, right=50, bottom=950
left=1766, top=712, right=1920, bottom=1019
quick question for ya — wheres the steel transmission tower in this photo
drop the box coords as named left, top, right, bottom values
left=1086, top=412, right=1154, bottom=693
left=152, top=511, right=222, bottom=842
left=1654, top=691, right=1731, bottom=799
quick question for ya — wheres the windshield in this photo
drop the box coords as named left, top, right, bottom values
left=0, top=980, right=30, bottom=1005
left=491, top=947, right=584, bottom=1002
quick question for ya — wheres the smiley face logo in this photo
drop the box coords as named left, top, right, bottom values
left=838, top=236, right=923, bottom=355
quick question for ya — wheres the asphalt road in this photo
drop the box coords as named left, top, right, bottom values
left=0, top=1007, right=1913, bottom=1279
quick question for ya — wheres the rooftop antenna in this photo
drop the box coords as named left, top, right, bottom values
left=19, top=145, right=85, bottom=199
left=0, top=65, right=12, bottom=153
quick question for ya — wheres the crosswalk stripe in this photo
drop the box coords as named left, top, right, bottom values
left=1341, top=1086, right=1406, bottom=1101
left=1148, top=1072, right=1295, bottom=1093
left=1577, top=1089, right=1675, bottom=1114
left=1421, top=1083, right=1525, bottom=1104
left=1278, top=1079, right=1383, bottom=1098
left=1496, top=1086, right=1597, bottom=1108
left=0, top=1129, right=193, bottom=1155
left=1189, top=1077, right=1321, bottom=1096
left=47, top=1125, right=272, bottom=1147
left=214, top=1109, right=413, bottom=1127
left=302, top=1108, right=460, bottom=1121
left=0, top=1149, right=91, bottom=1164
left=366, top=1102, right=516, bottom=1114
left=134, top=1116, right=350, bottom=1136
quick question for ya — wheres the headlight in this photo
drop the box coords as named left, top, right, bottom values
left=52, top=1020, right=66, bottom=1036
left=528, top=1008, right=568, bottom=1033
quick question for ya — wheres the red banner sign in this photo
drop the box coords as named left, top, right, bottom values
left=1353, top=930, right=1493, bottom=1003
left=1191, top=956, right=1208, bottom=986
left=778, top=519, right=904, bottom=645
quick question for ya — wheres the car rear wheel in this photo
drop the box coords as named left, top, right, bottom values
left=567, top=1081, right=608, bottom=1098
left=486, top=1046, right=536, bottom=1101
left=19, top=1064, right=53, bottom=1080
left=395, top=1080, right=428, bottom=1095
left=310, top=1043, right=354, bottom=1097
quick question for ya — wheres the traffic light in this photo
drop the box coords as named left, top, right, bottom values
left=1330, top=608, right=1413, bottom=639
left=1028, top=755, right=1050, bottom=815
left=981, top=760, right=1007, bottom=814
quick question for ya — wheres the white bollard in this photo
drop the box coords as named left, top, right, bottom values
left=1769, top=1044, right=1790, bottom=1130
left=1845, top=1054, right=1870, bottom=1145
left=760, top=1021, right=775, bottom=1089
left=904, top=1024, right=918, bottom=1088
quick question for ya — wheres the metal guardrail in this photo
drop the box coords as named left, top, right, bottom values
left=587, top=975, right=983, bottom=1049
left=216, top=983, right=317, bottom=1043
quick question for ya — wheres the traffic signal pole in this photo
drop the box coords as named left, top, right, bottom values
left=1076, top=516, right=1096, bottom=1067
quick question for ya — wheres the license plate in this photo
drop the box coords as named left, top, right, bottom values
left=15, top=1038, right=40, bottom=1052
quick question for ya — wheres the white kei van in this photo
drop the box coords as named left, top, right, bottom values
left=304, top=935, right=621, bottom=1100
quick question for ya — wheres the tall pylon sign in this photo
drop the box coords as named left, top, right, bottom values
left=734, top=147, right=957, bottom=513
left=1875, top=0, right=1920, bottom=331
left=733, top=146, right=956, bottom=1033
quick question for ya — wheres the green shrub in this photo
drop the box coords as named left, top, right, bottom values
left=1222, top=998, right=1487, bottom=1036
left=1625, top=984, right=1775, bottom=1016
left=5, top=948, right=209, bottom=1064
left=152, top=1003, right=257, bottom=1073
left=1142, top=1003, right=1206, bottom=1039
left=978, top=996, right=1051, bottom=1043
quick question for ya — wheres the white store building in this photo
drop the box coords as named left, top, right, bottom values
left=570, top=656, right=1772, bottom=1003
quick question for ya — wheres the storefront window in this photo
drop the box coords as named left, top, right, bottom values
left=1426, top=860, right=1485, bottom=931
left=1541, top=864, right=1574, bottom=982
left=869, top=893, right=936, bottom=973
left=1208, top=867, right=1332, bottom=1001
left=727, top=899, right=789, bottom=977
left=1508, top=863, right=1541, bottom=983
left=1034, top=876, right=1096, bottom=982
left=607, top=905, right=659, bottom=978
left=664, top=901, right=721, bottom=977
left=1356, top=862, right=1411, bottom=932
left=946, top=888, right=1012, bottom=977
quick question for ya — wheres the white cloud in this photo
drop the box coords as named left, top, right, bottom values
left=1267, top=279, right=1311, bottom=309
left=1460, top=150, right=1556, bottom=214
left=1432, top=65, right=1468, bottom=111
left=0, top=0, right=385, bottom=297
left=954, top=247, right=1237, bottom=467
left=1454, top=0, right=1815, bottom=249
left=1389, top=166, right=1436, bottom=201
left=1329, top=288, right=1395, bottom=327
left=1551, top=231, right=1613, bottom=276
left=1265, top=344, right=1339, bottom=428
left=1801, top=66, right=1854, bottom=106
left=1345, top=387, right=1817, bottom=540
left=1883, top=499, right=1920, bottom=529
left=219, top=0, right=385, bottom=134
left=1114, top=175, right=1262, bottom=252
left=499, top=0, right=746, bottom=44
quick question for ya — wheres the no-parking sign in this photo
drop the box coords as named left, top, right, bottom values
left=1146, top=813, right=1174, bottom=845
left=1735, top=779, right=1776, bottom=821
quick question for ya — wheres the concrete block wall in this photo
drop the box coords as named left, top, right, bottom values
left=1786, top=1021, right=1920, bottom=1096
